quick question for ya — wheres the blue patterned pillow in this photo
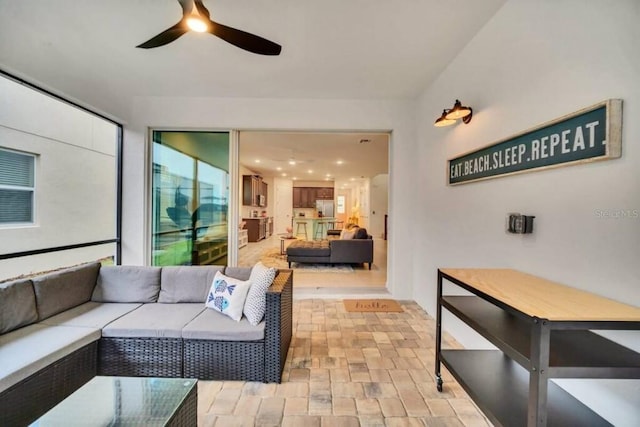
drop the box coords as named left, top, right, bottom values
left=205, top=271, right=251, bottom=321
left=243, top=262, right=277, bottom=326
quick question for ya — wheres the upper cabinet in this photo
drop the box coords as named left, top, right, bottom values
left=292, top=187, right=334, bottom=208
left=243, top=175, right=267, bottom=207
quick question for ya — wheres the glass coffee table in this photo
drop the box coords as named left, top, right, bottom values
left=30, top=376, right=197, bottom=426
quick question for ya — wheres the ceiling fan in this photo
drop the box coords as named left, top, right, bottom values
left=137, top=0, right=282, bottom=56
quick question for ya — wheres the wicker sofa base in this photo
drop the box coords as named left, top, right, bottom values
left=99, top=337, right=183, bottom=378
left=184, top=340, right=265, bottom=381
left=0, top=341, right=97, bottom=427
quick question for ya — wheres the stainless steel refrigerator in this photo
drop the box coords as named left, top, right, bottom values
left=315, top=200, right=334, bottom=218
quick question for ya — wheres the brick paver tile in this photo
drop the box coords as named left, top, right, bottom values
left=379, top=397, right=407, bottom=417
left=330, top=368, right=351, bottom=383
left=212, top=415, right=255, bottom=426
left=282, top=415, right=321, bottom=427
left=256, top=397, right=285, bottom=426
left=276, top=382, right=309, bottom=397
left=284, top=397, right=309, bottom=415
left=233, top=395, right=262, bottom=416
left=426, top=399, right=456, bottom=417
left=355, top=398, right=382, bottom=416
left=384, top=417, right=425, bottom=427
left=321, top=415, right=361, bottom=427
left=332, top=397, right=357, bottom=416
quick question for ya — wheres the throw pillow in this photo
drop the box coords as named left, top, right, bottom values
left=205, top=271, right=251, bottom=321
left=354, top=228, right=368, bottom=239
left=340, top=228, right=356, bottom=240
left=243, top=262, right=277, bottom=326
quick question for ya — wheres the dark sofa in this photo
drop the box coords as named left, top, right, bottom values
left=286, top=230, right=374, bottom=269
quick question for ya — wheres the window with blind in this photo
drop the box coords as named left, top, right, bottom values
left=0, top=148, right=36, bottom=224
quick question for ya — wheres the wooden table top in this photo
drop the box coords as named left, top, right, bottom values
left=440, top=268, right=640, bottom=322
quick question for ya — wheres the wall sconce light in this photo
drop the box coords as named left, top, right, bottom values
left=434, top=99, right=473, bottom=127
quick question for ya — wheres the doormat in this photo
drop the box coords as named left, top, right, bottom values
left=343, top=299, right=403, bottom=313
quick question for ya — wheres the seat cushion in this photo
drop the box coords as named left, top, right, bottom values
left=39, top=302, right=142, bottom=329
left=159, top=266, right=225, bottom=303
left=0, top=279, right=37, bottom=334
left=32, top=262, right=101, bottom=321
left=182, top=309, right=265, bottom=341
left=286, top=240, right=331, bottom=257
left=101, top=303, right=204, bottom=338
left=92, top=266, right=161, bottom=303
left=0, top=324, right=100, bottom=393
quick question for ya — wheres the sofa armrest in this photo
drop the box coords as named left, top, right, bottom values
left=329, top=239, right=374, bottom=264
left=264, top=269, right=293, bottom=383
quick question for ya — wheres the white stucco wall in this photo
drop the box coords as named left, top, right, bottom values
left=415, top=1, right=640, bottom=425
left=0, top=76, right=117, bottom=280
left=122, top=97, right=416, bottom=299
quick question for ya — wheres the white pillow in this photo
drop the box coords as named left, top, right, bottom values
left=205, top=271, right=251, bottom=321
left=243, top=262, right=277, bottom=326
left=340, top=228, right=356, bottom=240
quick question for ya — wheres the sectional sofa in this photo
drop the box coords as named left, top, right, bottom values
left=0, top=262, right=292, bottom=426
left=286, top=229, right=374, bottom=269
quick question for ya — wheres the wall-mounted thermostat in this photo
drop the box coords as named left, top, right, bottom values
left=507, top=213, right=535, bottom=234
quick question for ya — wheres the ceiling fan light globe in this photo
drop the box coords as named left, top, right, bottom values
left=187, top=17, right=208, bottom=32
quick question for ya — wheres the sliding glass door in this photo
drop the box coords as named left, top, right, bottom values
left=151, top=131, right=229, bottom=266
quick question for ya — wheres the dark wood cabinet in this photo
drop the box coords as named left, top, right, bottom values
left=244, top=218, right=268, bottom=242
left=292, top=187, right=333, bottom=208
left=243, top=175, right=267, bottom=207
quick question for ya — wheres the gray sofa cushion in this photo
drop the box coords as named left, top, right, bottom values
left=223, top=267, right=252, bottom=281
left=286, top=240, right=331, bottom=257
left=40, top=302, right=142, bottom=329
left=102, top=303, right=204, bottom=338
left=182, top=308, right=265, bottom=341
left=0, top=323, right=100, bottom=393
left=33, top=262, right=101, bottom=321
left=159, top=266, right=225, bottom=303
left=92, top=266, right=161, bottom=303
left=0, top=279, right=37, bottom=334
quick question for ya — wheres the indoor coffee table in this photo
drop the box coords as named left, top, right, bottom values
left=30, top=376, right=197, bottom=426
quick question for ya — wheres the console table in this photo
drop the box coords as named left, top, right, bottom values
left=435, top=268, right=640, bottom=427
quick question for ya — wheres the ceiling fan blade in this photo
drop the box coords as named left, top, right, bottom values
left=137, top=21, right=188, bottom=49
left=208, top=20, right=281, bottom=56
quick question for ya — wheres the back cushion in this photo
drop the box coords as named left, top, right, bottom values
left=92, top=266, right=161, bottom=303
left=33, top=262, right=101, bottom=321
left=159, top=266, right=225, bottom=303
left=0, top=279, right=38, bottom=334
left=354, top=228, right=369, bottom=239
left=223, top=267, right=252, bottom=281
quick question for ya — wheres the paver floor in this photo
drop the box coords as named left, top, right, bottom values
left=197, top=299, right=491, bottom=427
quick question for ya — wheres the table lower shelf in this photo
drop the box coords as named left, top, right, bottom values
left=440, top=349, right=612, bottom=427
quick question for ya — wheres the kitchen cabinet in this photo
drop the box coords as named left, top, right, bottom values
left=243, top=175, right=267, bottom=207
left=292, top=187, right=333, bottom=208
left=244, top=217, right=269, bottom=242
left=435, top=268, right=640, bottom=427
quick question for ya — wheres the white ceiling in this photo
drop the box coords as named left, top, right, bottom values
left=0, top=0, right=506, bottom=120
left=239, top=131, right=389, bottom=185
left=0, top=1, right=505, bottom=181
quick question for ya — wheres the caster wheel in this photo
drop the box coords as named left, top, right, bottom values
left=436, top=378, right=443, bottom=392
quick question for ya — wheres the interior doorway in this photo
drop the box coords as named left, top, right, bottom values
left=236, top=130, right=390, bottom=290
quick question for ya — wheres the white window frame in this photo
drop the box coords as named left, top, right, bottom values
left=0, top=147, right=36, bottom=226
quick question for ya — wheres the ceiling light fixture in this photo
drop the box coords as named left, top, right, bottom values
left=336, top=160, right=344, bottom=165
left=288, top=159, right=296, bottom=165
left=434, top=99, right=473, bottom=127
left=185, top=4, right=209, bottom=33
left=307, top=169, right=313, bottom=174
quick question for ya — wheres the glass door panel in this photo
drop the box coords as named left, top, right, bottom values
left=151, top=131, right=229, bottom=266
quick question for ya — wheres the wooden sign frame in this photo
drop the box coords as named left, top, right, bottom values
left=448, top=99, right=623, bottom=185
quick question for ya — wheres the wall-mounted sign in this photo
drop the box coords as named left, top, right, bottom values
left=448, top=99, right=622, bottom=185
